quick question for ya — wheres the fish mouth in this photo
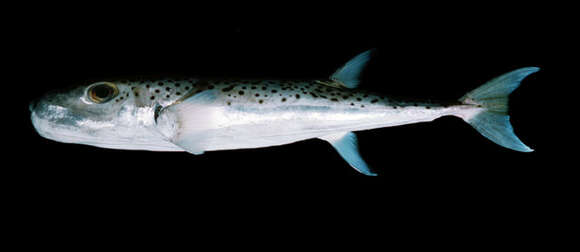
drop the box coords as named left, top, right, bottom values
left=30, top=109, right=105, bottom=146
left=30, top=109, right=72, bottom=143
left=30, top=102, right=184, bottom=152
left=29, top=99, right=84, bottom=145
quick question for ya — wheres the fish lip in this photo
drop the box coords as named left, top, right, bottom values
left=30, top=110, right=48, bottom=139
left=30, top=108, right=80, bottom=144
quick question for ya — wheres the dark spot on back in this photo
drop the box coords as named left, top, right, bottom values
left=155, top=89, right=160, bottom=93
left=331, top=98, right=339, bottom=102
left=259, top=99, right=264, bottom=104
left=185, top=86, right=190, bottom=90
left=295, top=94, right=300, bottom=99
left=150, top=96, right=155, bottom=100
left=238, top=91, right=245, bottom=95
left=175, top=83, right=181, bottom=87
left=207, top=85, right=214, bottom=89
left=271, top=89, right=277, bottom=93
left=310, top=92, right=318, bottom=98
left=222, top=85, right=235, bottom=92
left=281, top=98, right=286, bottom=102
left=255, top=93, right=260, bottom=97
left=371, top=99, right=378, bottom=103
left=176, top=92, right=182, bottom=95
left=262, top=87, right=267, bottom=90
left=166, top=87, right=171, bottom=91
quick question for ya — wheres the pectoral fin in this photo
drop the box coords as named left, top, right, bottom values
left=155, top=89, right=220, bottom=155
left=319, top=132, right=377, bottom=176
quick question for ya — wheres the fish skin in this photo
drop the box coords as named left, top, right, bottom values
left=29, top=51, right=536, bottom=175
left=30, top=77, right=466, bottom=151
left=147, top=78, right=473, bottom=154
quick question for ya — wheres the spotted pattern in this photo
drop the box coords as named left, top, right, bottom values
left=107, top=78, right=200, bottom=107
left=207, top=79, right=397, bottom=108
left=110, top=78, right=449, bottom=110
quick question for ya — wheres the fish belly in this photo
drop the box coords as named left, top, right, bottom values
left=192, top=104, right=448, bottom=152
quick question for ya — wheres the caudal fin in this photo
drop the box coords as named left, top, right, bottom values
left=459, top=67, right=539, bottom=152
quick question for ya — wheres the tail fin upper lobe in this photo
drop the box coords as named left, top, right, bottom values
left=460, top=67, right=539, bottom=152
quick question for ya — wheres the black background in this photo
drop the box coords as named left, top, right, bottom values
left=8, top=3, right=572, bottom=248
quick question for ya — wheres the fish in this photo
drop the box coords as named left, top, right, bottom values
left=29, top=50, right=537, bottom=176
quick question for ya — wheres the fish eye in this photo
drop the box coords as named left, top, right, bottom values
left=87, top=82, right=119, bottom=103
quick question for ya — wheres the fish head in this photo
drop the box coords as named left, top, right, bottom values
left=30, top=81, right=182, bottom=151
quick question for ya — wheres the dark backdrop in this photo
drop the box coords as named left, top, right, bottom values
left=9, top=3, right=570, bottom=248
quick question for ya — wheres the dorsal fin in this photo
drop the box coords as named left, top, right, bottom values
left=330, top=49, right=374, bottom=89
left=314, top=80, right=345, bottom=89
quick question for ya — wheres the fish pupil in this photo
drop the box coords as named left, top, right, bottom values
left=93, top=85, right=112, bottom=98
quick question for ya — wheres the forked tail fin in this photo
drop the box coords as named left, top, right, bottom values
left=459, top=67, right=539, bottom=152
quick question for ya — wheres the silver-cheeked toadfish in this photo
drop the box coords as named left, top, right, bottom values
left=30, top=50, right=537, bottom=176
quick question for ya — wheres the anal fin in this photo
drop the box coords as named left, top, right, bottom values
left=319, top=132, right=377, bottom=176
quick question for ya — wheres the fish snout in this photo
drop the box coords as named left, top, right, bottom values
left=29, top=91, right=62, bottom=114
left=29, top=96, right=55, bottom=119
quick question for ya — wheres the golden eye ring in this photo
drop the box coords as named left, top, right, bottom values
left=87, top=82, right=119, bottom=103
